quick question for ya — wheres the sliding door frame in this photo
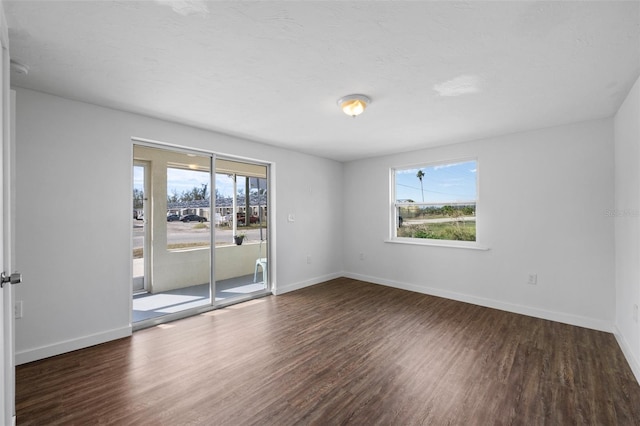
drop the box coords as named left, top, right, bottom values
left=131, top=138, right=272, bottom=330
left=132, top=160, right=150, bottom=293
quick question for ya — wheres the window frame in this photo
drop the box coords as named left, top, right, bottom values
left=389, top=157, right=486, bottom=250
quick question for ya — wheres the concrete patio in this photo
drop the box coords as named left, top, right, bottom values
left=132, top=273, right=267, bottom=322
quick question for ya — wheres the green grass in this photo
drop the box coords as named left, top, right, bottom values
left=167, top=242, right=211, bottom=251
left=398, top=222, right=476, bottom=241
left=239, top=223, right=268, bottom=230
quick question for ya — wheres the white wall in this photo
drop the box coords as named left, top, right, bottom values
left=614, top=75, right=640, bottom=380
left=13, top=88, right=344, bottom=363
left=343, top=119, right=615, bottom=330
left=11, top=85, right=628, bottom=366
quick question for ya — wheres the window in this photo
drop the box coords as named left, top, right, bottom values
left=166, top=165, right=211, bottom=251
left=214, top=159, right=268, bottom=247
left=393, top=159, right=477, bottom=242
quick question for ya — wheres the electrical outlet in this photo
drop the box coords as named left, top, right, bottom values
left=527, top=274, right=538, bottom=285
left=359, top=252, right=365, bottom=261
left=634, top=304, right=638, bottom=323
left=306, top=255, right=312, bottom=264
left=14, top=301, right=23, bottom=319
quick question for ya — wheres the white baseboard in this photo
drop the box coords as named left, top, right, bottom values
left=15, top=274, right=618, bottom=367
left=15, top=325, right=132, bottom=365
left=614, top=325, right=640, bottom=384
left=273, top=272, right=343, bottom=295
left=343, top=272, right=614, bottom=333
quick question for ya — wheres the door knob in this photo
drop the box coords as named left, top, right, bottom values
left=1, top=272, right=21, bottom=288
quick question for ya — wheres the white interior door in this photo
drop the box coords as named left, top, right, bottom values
left=0, top=4, right=16, bottom=424
left=2, top=87, right=16, bottom=426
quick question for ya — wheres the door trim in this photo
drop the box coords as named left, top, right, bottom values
left=130, top=140, right=273, bottom=331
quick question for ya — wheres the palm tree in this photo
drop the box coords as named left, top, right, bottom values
left=416, top=169, right=425, bottom=202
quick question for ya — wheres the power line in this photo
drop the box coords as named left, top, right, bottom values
left=396, top=182, right=472, bottom=198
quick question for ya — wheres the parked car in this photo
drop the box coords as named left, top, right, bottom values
left=236, top=213, right=259, bottom=225
left=180, top=214, right=207, bottom=223
left=167, top=214, right=180, bottom=222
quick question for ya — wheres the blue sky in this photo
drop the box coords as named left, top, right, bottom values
left=134, top=166, right=213, bottom=194
left=133, top=166, right=143, bottom=191
left=166, top=168, right=213, bottom=197
left=133, top=166, right=256, bottom=198
left=395, top=160, right=477, bottom=203
left=133, top=161, right=474, bottom=203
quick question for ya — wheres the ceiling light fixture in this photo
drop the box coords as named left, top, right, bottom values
left=337, top=94, right=371, bottom=118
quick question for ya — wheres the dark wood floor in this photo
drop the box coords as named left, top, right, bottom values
left=16, top=278, right=640, bottom=425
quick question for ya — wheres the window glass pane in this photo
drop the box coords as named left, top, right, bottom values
left=132, top=145, right=212, bottom=324
left=166, top=167, right=211, bottom=250
left=395, top=160, right=477, bottom=242
left=132, top=164, right=145, bottom=293
left=396, top=204, right=476, bottom=241
left=214, top=159, right=268, bottom=304
left=214, top=174, right=268, bottom=246
left=395, top=160, right=477, bottom=203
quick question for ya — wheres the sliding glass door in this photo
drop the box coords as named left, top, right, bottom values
left=131, top=143, right=270, bottom=327
left=131, top=145, right=212, bottom=324
left=214, top=159, right=268, bottom=303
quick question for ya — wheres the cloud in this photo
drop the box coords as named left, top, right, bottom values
left=433, top=163, right=458, bottom=170
left=396, top=168, right=421, bottom=175
left=434, top=75, right=482, bottom=97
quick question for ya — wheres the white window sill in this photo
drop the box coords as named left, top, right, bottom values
left=385, top=238, right=490, bottom=251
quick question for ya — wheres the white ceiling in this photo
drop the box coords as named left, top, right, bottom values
left=4, top=1, right=640, bottom=162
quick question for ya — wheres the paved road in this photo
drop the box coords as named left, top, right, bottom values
left=133, top=221, right=267, bottom=249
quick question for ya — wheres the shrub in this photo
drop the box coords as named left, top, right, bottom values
left=397, top=222, right=475, bottom=241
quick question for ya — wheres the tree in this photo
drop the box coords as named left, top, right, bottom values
left=198, top=183, right=208, bottom=200
left=441, top=205, right=454, bottom=217
left=462, top=205, right=474, bottom=216
left=442, top=205, right=464, bottom=228
left=180, top=189, right=194, bottom=202
left=416, top=169, right=425, bottom=202
left=167, top=188, right=179, bottom=204
left=168, top=184, right=209, bottom=204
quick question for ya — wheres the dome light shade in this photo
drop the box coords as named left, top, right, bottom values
left=337, top=94, right=371, bottom=117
